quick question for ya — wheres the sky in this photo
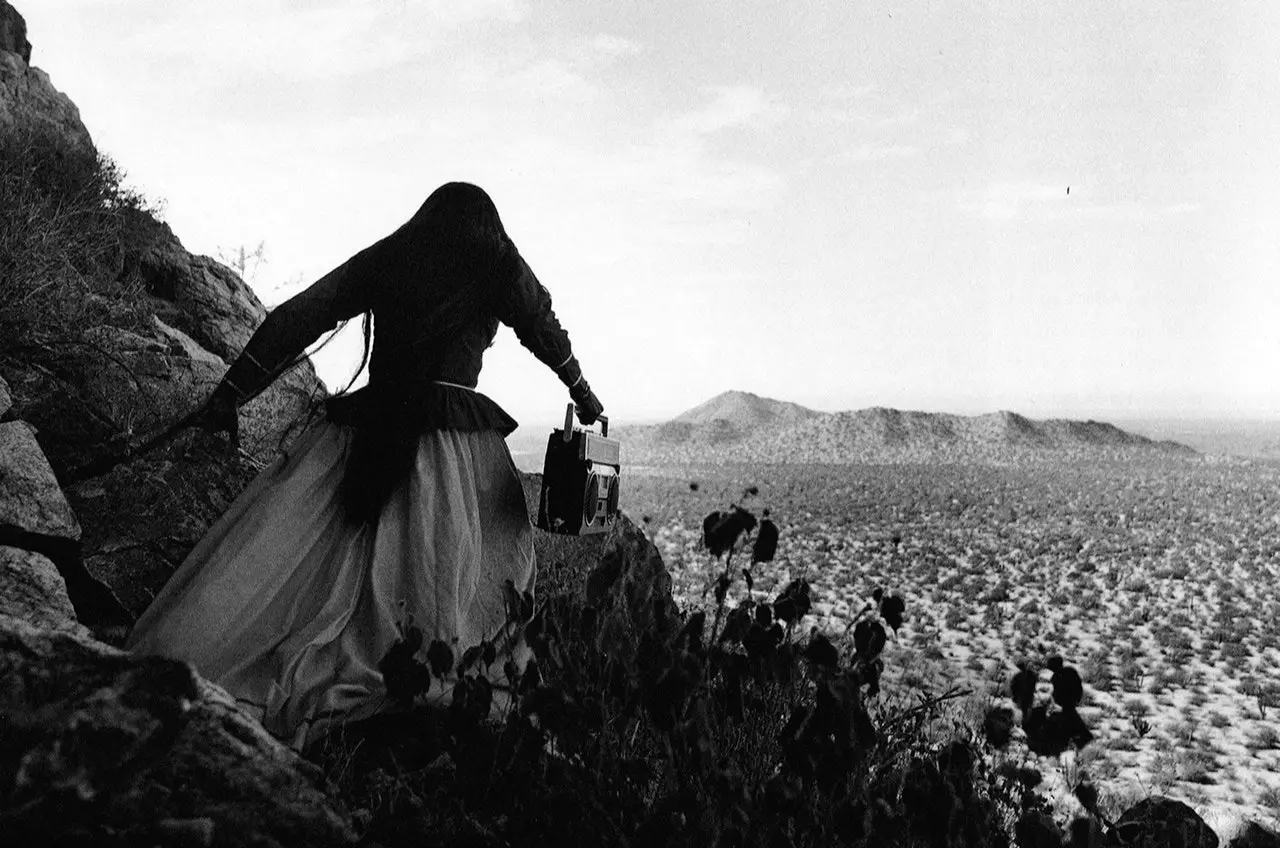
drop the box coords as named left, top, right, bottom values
left=23, top=0, right=1280, bottom=424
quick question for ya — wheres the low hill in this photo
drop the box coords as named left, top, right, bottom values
left=630, top=391, right=822, bottom=448
left=673, top=390, right=822, bottom=428
left=618, top=394, right=1196, bottom=466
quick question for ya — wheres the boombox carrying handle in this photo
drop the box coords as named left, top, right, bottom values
left=563, top=402, right=609, bottom=440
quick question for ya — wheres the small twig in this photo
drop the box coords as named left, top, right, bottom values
left=880, top=686, right=971, bottom=733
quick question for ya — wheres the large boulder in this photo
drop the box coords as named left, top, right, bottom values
left=1111, top=797, right=1219, bottom=848
left=0, top=3, right=92, bottom=152
left=0, top=419, right=132, bottom=630
left=522, top=473, right=678, bottom=638
left=0, top=545, right=88, bottom=638
left=121, top=211, right=273, bottom=363
left=3, top=309, right=317, bottom=479
left=0, top=420, right=80, bottom=550
left=0, top=614, right=357, bottom=847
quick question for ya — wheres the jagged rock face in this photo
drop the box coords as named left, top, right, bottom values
left=0, top=374, right=11, bottom=418
left=0, top=420, right=81, bottom=545
left=3, top=313, right=318, bottom=482
left=0, top=546, right=89, bottom=637
left=4, top=208, right=322, bottom=481
left=0, top=615, right=357, bottom=847
left=0, top=8, right=92, bottom=152
left=0, top=1, right=30, bottom=63
left=122, top=210, right=271, bottom=363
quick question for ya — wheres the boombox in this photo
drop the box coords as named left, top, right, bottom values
left=536, top=403, right=621, bottom=535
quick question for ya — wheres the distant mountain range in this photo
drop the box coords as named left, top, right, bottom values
left=612, top=391, right=1198, bottom=465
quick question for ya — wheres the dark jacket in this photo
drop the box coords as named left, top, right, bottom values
left=220, top=241, right=576, bottom=436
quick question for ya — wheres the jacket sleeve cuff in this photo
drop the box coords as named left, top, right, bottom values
left=554, top=354, right=584, bottom=390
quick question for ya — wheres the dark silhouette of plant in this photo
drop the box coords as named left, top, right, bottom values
left=1010, top=661, right=1038, bottom=714
left=1047, top=655, right=1084, bottom=709
left=751, top=518, right=778, bottom=565
left=702, top=506, right=757, bottom=558
left=983, top=705, right=1016, bottom=749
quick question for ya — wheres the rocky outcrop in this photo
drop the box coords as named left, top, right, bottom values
left=0, top=6, right=320, bottom=615
left=0, top=615, right=356, bottom=847
left=0, top=3, right=90, bottom=151
left=0, top=412, right=131, bottom=631
left=523, top=474, right=678, bottom=639
left=0, top=545, right=88, bottom=637
left=3, top=218, right=322, bottom=481
left=0, top=420, right=80, bottom=548
left=122, top=211, right=274, bottom=363
left=0, top=1, right=30, bottom=63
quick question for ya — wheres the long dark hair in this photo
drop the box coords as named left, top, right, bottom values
left=337, top=182, right=515, bottom=523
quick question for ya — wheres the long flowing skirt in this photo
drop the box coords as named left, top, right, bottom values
left=124, top=417, right=536, bottom=750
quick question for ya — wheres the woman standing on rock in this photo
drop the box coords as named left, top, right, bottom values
left=125, top=182, right=603, bottom=750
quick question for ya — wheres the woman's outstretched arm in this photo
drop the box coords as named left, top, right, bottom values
left=200, top=254, right=375, bottom=432
left=492, top=251, right=603, bottom=424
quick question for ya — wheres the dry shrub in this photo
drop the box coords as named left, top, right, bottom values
left=0, top=123, right=158, bottom=350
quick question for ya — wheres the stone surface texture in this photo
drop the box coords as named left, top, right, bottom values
left=0, top=1, right=30, bottom=62
left=0, top=8, right=91, bottom=150
left=0, top=420, right=81, bottom=541
left=0, top=614, right=357, bottom=846
left=0, top=545, right=89, bottom=637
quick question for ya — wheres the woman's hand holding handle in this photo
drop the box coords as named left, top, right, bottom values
left=555, top=353, right=603, bottom=426
left=572, top=382, right=604, bottom=426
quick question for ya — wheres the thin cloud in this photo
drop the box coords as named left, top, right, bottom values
left=504, top=59, right=598, bottom=101
left=818, top=83, right=878, bottom=101
left=667, top=85, right=789, bottom=136
left=842, top=143, right=920, bottom=163
left=590, top=34, right=643, bottom=58
left=961, top=181, right=1068, bottom=221
left=114, top=0, right=531, bottom=82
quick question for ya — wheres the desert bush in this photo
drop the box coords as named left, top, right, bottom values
left=1177, top=749, right=1219, bottom=785
left=0, top=122, right=157, bottom=349
left=1247, top=723, right=1280, bottom=751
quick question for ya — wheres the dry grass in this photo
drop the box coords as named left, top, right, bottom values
left=0, top=122, right=158, bottom=352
